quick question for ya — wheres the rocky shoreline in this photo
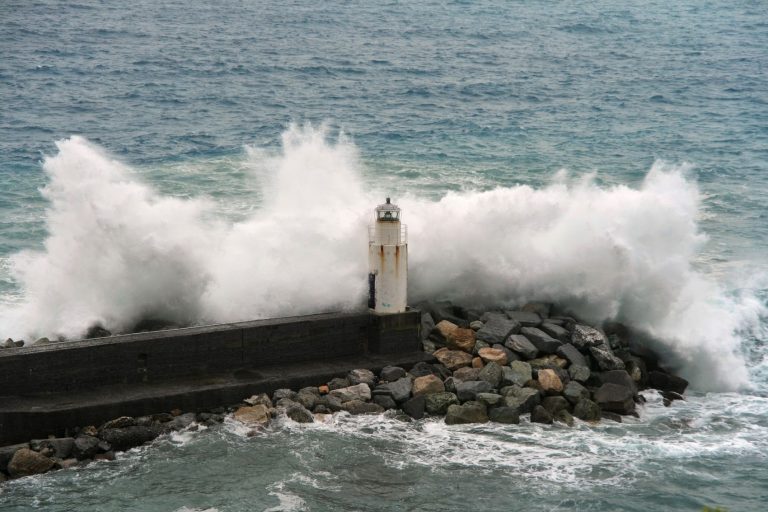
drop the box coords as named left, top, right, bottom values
left=0, top=301, right=688, bottom=483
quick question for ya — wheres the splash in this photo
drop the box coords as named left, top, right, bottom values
left=1, top=124, right=763, bottom=391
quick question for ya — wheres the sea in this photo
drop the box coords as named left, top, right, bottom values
left=1, top=0, right=767, bottom=510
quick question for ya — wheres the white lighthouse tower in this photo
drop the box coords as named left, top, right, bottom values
left=368, top=198, right=408, bottom=313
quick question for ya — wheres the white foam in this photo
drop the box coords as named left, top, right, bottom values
left=0, top=124, right=764, bottom=390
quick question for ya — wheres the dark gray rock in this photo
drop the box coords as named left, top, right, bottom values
left=373, top=395, right=398, bottom=410
left=648, top=371, right=689, bottom=394
left=476, top=393, right=503, bottom=408
left=100, top=416, right=136, bottom=430
left=421, top=312, right=435, bottom=342
left=571, top=324, right=608, bottom=350
left=296, top=390, right=319, bottom=410
left=99, top=426, right=161, bottom=451
left=384, top=377, right=413, bottom=403
left=540, top=323, right=570, bottom=342
left=505, top=361, right=533, bottom=387
left=445, top=403, right=489, bottom=425
left=476, top=314, right=521, bottom=345
left=328, top=377, right=350, bottom=390
left=542, top=396, right=570, bottom=415
left=573, top=399, right=601, bottom=421
left=285, top=404, right=314, bottom=422
left=418, top=300, right=466, bottom=326
left=597, top=369, right=638, bottom=394
left=380, top=366, right=407, bottom=382
left=568, top=364, right=591, bottom=383
left=505, top=334, right=539, bottom=359
left=601, top=411, right=623, bottom=423
left=316, top=394, right=343, bottom=412
left=425, top=392, right=460, bottom=415
left=348, top=369, right=376, bottom=388
left=402, top=395, right=426, bottom=419
left=456, top=380, right=494, bottom=402
left=489, top=406, right=520, bottom=424
left=409, top=361, right=439, bottom=378
left=72, top=435, right=100, bottom=460
left=273, top=388, right=298, bottom=401
left=444, top=376, right=461, bottom=393
left=502, top=386, right=541, bottom=414
left=167, top=412, right=197, bottom=430
left=556, top=343, right=588, bottom=367
left=563, top=381, right=590, bottom=405
left=478, top=361, right=503, bottom=388
left=555, top=409, right=575, bottom=426
left=341, top=400, right=384, bottom=416
left=531, top=405, right=554, bottom=424
left=520, top=327, right=562, bottom=354
left=493, top=343, right=519, bottom=364
left=594, top=383, right=635, bottom=415
left=504, top=310, right=542, bottom=327
left=30, top=438, right=74, bottom=459
left=590, top=345, right=626, bottom=371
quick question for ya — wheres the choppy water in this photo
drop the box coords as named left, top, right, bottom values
left=1, top=0, right=767, bottom=510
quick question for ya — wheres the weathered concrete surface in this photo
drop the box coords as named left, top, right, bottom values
left=0, top=311, right=422, bottom=444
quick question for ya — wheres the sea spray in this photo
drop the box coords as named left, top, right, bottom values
left=0, top=124, right=762, bottom=390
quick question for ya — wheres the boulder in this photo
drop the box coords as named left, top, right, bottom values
left=602, top=411, right=624, bottom=423
left=493, top=343, right=519, bottom=364
left=556, top=343, right=588, bottom=368
left=316, top=394, right=343, bottom=412
left=412, top=374, right=445, bottom=396
left=537, top=369, right=563, bottom=394
left=521, top=302, right=551, bottom=318
left=296, top=390, right=319, bottom=410
left=445, top=403, right=489, bottom=425
left=435, top=320, right=459, bottom=341
left=476, top=314, right=521, bottom=345
left=478, top=361, right=503, bottom=388
left=589, top=345, right=626, bottom=371
left=540, top=323, right=570, bottom=342
left=0, top=443, right=28, bottom=473
left=432, top=363, right=452, bottom=381
left=348, top=369, right=376, bottom=388
left=489, top=406, right=520, bottom=424
left=573, top=399, right=601, bottom=421
left=454, top=367, right=481, bottom=381
left=502, top=386, right=541, bottom=414
left=2, top=338, right=15, bottom=348
left=7, top=448, right=55, bottom=477
left=593, top=383, right=635, bottom=415
left=505, top=334, right=539, bottom=360
left=531, top=405, right=554, bottom=424
left=446, top=327, right=476, bottom=353
left=444, top=376, right=461, bottom=393
left=99, top=416, right=136, bottom=430
left=555, top=410, right=575, bottom=426
left=456, top=380, right=494, bottom=402
left=72, top=435, right=101, bottom=460
left=328, top=377, right=350, bottom=390
left=244, top=393, right=273, bottom=407
left=402, top=395, right=426, bottom=419
left=233, top=405, right=271, bottom=427
left=571, top=324, right=608, bottom=350
left=624, top=358, right=646, bottom=385
left=285, top=404, right=314, bottom=422
left=520, top=327, right=562, bottom=354
left=648, top=371, right=689, bottom=394
left=373, top=395, right=398, bottom=410
left=473, top=340, right=490, bottom=354
left=425, top=392, right=460, bottom=414
left=541, top=396, right=570, bottom=415
left=99, top=426, right=161, bottom=451
left=597, top=369, right=638, bottom=394
left=421, top=313, right=435, bottom=341
left=31, top=438, right=74, bottom=460
left=476, top=393, right=503, bottom=408
left=409, top=361, right=439, bottom=377
left=433, top=348, right=473, bottom=371
left=472, top=357, right=484, bottom=368
left=504, top=310, right=541, bottom=327
left=330, top=383, right=372, bottom=402
left=568, top=364, right=591, bottom=383
left=419, top=301, right=466, bottom=325
left=380, top=366, right=406, bottom=382
left=506, top=361, right=533, bottom=388
left=341, top=400, right=383, bottom=416
left=379, top=377, right=413, bottom=403
left=167, top=413, right=197, bottom=431
left=563, top=381, right=590, bottom=405
left=478, top=347, right=508, bottom=365
left=273, top=389, right=298, bottom=401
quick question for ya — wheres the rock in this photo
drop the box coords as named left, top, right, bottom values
left=233, top=405, right=271, bottom=427
left=472, top=356, right=484, bottom=368
left=573, top=399, right=601, bottom=421
left=593, top=383, right=635, bottom=415
left=445, top=403, right=489, bottom=425
left=602, top=411, right=623, bottom=422
left=469, top=320, right=483, bottom=331
left=504, top=310, right=541, bottom=327
left=556, top=343, right=588, bottom=368
left=456, top=380, right=494, bottom=402
left=412, top=375, right=445, bottom=396
left=342, top=400, right=384, bottom=415
left=478, top=361, right=503, bottom=387
left=31, top=438, right=74, bottom=459
left=489, top=406, right=520, bottom=424
left=537, top=369, right=563, bottom=394
left=167, top=413, right=197, bottom=430
left=531, top=405, right=554, bottom=424
left=478, top=347, right=508, bottom=365
left=100, top=416, right=137, bottom=430
left=425, top=392, right=460, bottom=414
left=34, top=337, right=51, bottom=345
left=94, top=451, right=116, bottom=461
left=151, top=413, right=174, bottom=423
left=624, top=358, right=645, bottom=384
left=529, top=354, right=568, bottom=370
left=520, top=327, right=562, bottom=354
left=13, top=340, right=24, bottom=347
left=327, top=377, right=350, bottom=390
left=72, top=435, right=101, bottom=460
left=2, top=338, right=15, bottom=348
left=7, top=448, right=55, bottom=477
left=542, top=396, right=570, bottom=415
left=373, top=395, right=397, bottom=410
left=402, top=395, right=426, bottom=419
left=476, top=393, right=503, bottom=408
left=432, top=348, right=473, bottom=371
left=494, top=343, right=519, bottom=364
left=296, top=390, right=318, bottom=410
left=421, top=313, right=436, bottom=341
left=555, top=410, right=575, bottom=426
left=330, top=383, right=372, bottom=402
left=409, top=361, right=438, bottom=377
left=648, top=371, right=689, bottom=394
left=58, top=458, right=79, bottom=470
left=434, top=319, right=459, bottom=341
left=316, top=394, right=343, bottom=412
left=505, top=361, right=533, bottom=387
left=540, top=323, right=570, bottom=342
left=318, top=385, right=330, bottom=394
left=0, top=443, right=29, bottom=473
left=589, top=345, right=626, bottom=371
left=476, top=314, right=521, bottom=345
left=273, top=389, right=298, bottom=401
left=563, top=381, right=590, bottom=405
left=85, top=324, right=112, bottom=339
left=521, top=302, right=551, bottom=318
left=100, top=426, right=161, bottom=451
left=379, top=377, right=413, bottom=403
left=420, top=301, right=466, bottom=325
left=380, top=366, right=406, bottom=382
left=454, top=367, right=481, bottom=381
left=569, top=364, right=591, bottom=383
left=502, top=387, right=541, bottom=415
left=285, top=404, right=315, bottom=422
left=597, top=369, right=638, bottom=394
left=571, top=324, right=608, bottom=350
left=446, top=327, right=476, bottom=353
left=432, top=363, right=452, bottom=381
left=444, top=376, right=461, bottom=393
left=505, top=334, right=539, bottom=359
left=348, top=369, right=376, bottom=388
left=473, top=340, right=490, bottom=354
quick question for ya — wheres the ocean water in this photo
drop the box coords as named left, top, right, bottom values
left=1, top=0, right=767, bottom=510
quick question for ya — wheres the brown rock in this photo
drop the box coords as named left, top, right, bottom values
left=412, top=375, right=445, bottom=396
left=472, top=357, right=484, bottom=368
left=233, top=405, right=270, bottom=426
left=478, top=347, right=508, bottom=366
left=7, top=448, right=55, bottom=477
left=538, top=369, right=564, bottom=394
left=446, top=327, right=476, bottom=353
left=318, top=385, right=329, bottom=394
left=435, top=320, right=459, bottom=340
left=433, top=347, right=473, bottom=370
left=453, top=367, right=481, bottom=381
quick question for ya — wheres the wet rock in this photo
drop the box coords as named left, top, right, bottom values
left=571, top=324, right=608, bottom=350
left=100, top=416, right=136, bottom=431
left=7, top=448, right=55, bottom=478
left=348, top=369, right=376, bottom=388
left=412, top=374, right=445, bottom=396
left=556, top=343, right=588, bottom=368
left=520, top=327, right=562, bottom=354
left=478, top=361, right=503, bottom=388
left=503, top=386, right=541, bottom=413
left=425, top=392, right=460, bottom=414
left=445, top=403, right=489, bottom=425
left=379, top=366, right=406, bottom=382
left=597, top=369, right=638, bottom=394
left=286, top=404, right=315, bottom=422
left=433, top=348, right=473, bottom=371
left=296, top=390, right=318, bottom=410
left=327, top=377, right=350, bottom=391
left=167, top=413, right=197, bottom=430
left=446, top=327, right=476, bottom=353
left=30, top=438, right=74, bottom=459
left=378, top=377, right=413, bottom=403
left=316, top=394, right=343, bottom=412
left=454, top=367, right=481, bottom=381
left=402, top=395, right=426, bottom=419
left=505, top=334, right=539, bottom=360
left=563, top=381, right=590, bottom=405
left=489, top=406, right=520, bottom=424
left=94, top=451, right=116, bottom=462
left=568, top=364, right=591, bottom=383
left=537, top=369, right=563, bottom=394
left=0, top=443, right=28, bottom=473
left=521, top=302, right=551, bottom=318
left=341, top=400, right=384, bottom=415
left=476, top=313, right=521, bottom=345
left=100, top=426, right=161, bottom=451
left=273, top=388, right=298, bottom=401
left=373, top=395, right=398, bottom=410
left=648, top=371, right=689, bottom=394
left=72, top=435, right=101, bottom=460
left=573, top=399, right=601, bottom=421
left=478, top=347, right=508, bottom=365
left=329, top=383, right=370, bottom=402
left=540, top=323, right=570, bottom=343
left=624, top=358, right=646, bottom=385
left=589, top=345, right=626, bottom=371
left=504, top=310, right=541, bottom=327
left=476, top=392, right=503, bottom=408
left=601, top=411, right=623, bottom=423
left=233, top=405, right=271, bottom=427
left=151, top=412, right=174, bottom=423
left=555, top=409, right=575, bottom=426
left=593, top=383, right=635, bottom=415
left=456, top=380, right=494, bottom=402
left=531, top=405, right=554, bottom=424
left=542, top=396, right=570, bottom=415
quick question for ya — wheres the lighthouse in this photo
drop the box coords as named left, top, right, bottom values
left=368, top=198, right=408, bottom=313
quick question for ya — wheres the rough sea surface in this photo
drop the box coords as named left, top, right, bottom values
left=1, top=1, right=767, bottom=510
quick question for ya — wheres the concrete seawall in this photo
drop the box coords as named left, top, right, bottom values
left=0, top=310, right=424, bottom=444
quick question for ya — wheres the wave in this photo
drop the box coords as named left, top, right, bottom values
left=0, top=124, right=764, bottom=391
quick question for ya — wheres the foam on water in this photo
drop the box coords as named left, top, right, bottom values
left=0, top=124, right=765, bottom=391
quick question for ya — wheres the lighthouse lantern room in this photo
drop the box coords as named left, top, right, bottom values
left=368, top=198, right=408, bottom=313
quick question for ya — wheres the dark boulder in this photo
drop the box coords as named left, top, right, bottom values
left=596, top=369, right=638, bottom=394
left=542, top=396, right=570, bottom=415
left=568, top=364, right=591, bottom=383
left=445, top=403, right=489, bottom=425
left=402, top=395, right=426, bottom=420
left=573, top=399, right=601, bottom=421
left=489, top=406, right=520, bottom=424
left=571, top=324, right=608, bottom=350
left=478, top=361, right=503, bottom=388
left=593, top=383, right=635, bottom=415
left=99, top=426, right=161, bottom=451
left=540, top=323, right=570, bottom=343
left=502, top=386, right=541, bottom=415
left=531, top=405, right=554, bottom=424
left=72, top=435, right=101, bottom=460
left=556, top=343, right=588, bottom=368
left=341, top=400, right=383, bottom=416
left=589, top=344, right=626, bottom=371
left=421, top=313, right=435, bottom=342
left=425, top=392, right=460, bottom=415
left=648, top=371, right=688, bottom=394
left=328, top=377, right=350, bottom=390
left=30, top=438, right=74, bottom=459
left=520, top=327, right=562, bottom=354
left=380, top=366, right=407, bottom=382
left=373, top=395, right=398, bottom=410
left=563, top=381, right=590, bottom=405
left=504, top=310, right=542, bottom=327
left=382, top=377, right=413, bottom=403
left=505, top=334, right=539, bottom=360
left=555, top=410, right=575, bottom=426
left=85, top=324, right=112, bottom=339
left=456, top=380, right=494, bottom=402
left=601, top=411, right=623, bottom=423
left=476, top=314, right=521, bottom=345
